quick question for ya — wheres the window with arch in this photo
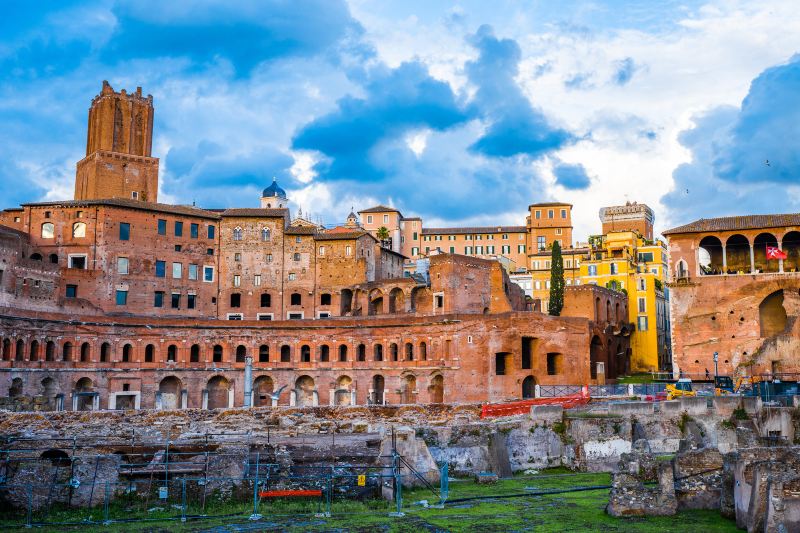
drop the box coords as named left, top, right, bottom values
left=233, top=227, right=243, bottom=241
left=122, top=343, right=132, bottom=362
left=301, top=345, right=311, bottom=362
left=259, top=344, right=269, bottom=362
left=260, top=293, right=271, bottom=307
left=280, top=345, right=291, bottom=362
left=213, top=344, right=223, bottom=363
left=374, top=344, right=383, bottom=361
left=339, top=344, right=348, bottom=362
left=100, top=342, right=110, bottom=362
left=236, top=345, right=247, bottom=363
left=145, top=344, right=155, bottom=363
left=41, top=222, right=54, bottom=239
left=320, top=345, right=330, bottom=362
left=190, top=344, right=200, bottom=363
left=261, top=228, right=271, bottom=241
left=419, top=342, right=427, bottom=360
left=72, top=222, right=86, bottom=238
left=167, top=345, right=178, bottom=362
left=357, top=344, right=366, bottom=361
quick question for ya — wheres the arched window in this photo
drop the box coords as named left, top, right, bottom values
left=45, top=341, right=55, bottom=361
left=419, top=342, right=427, bottom=361
left=261, top=228, right=271, bottom=241
left=280, top=345, right=291, bottom=362
left=374, top=344, right=383, bottom=361
left=41, top=222, right=54, bottom=239
left=145, top=344, right=155, bottom=363
left=405, top=342, right=414, bottom=361
left=30, top=253, right=42, bottom=261
left=49, top=254, right=58, bottom=264
left=260, top=293, right=271, bottom=307
left=122, top=343, right=132, bottom=362
left=259, top=344, right=269, bottom=362
left=339, top=344, right=348, bottom=362
left=301, top=345, right=311, bottom=362
left=80, top=342, right=90, bottom=362
left=72, top=222, right=86, bottom=238
left=319, top=345, right=330, bottom=362
left=236, top=345, right=247, bottom=363
left=390, top=343, right=398, bottom=361
left=213, top=344, right=223, bottom=363
left=233, top=227, right=243, bottom=241
left=30, top=340, right=39, bottom=361
left=100, top=342, right=110, bottom=362
left=62, top=342, right=73, bottom=362
left=190, top=344, right=200, bottom=362
left=357, top=344, right=366, bottom=361
left=167, top=345, right=178, bottom=362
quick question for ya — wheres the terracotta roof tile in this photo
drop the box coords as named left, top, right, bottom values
left=358, top=204, right=400, bottom=214
left=663, top=213, right=800, bottom=235
left=220, top=208, right=289, bottom=218
left=22, top=198, right=221, bottom=219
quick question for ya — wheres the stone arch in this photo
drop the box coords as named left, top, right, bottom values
left=9, top=377, right=23, bottom=398
left=40, top=449, right=70, bottom=467
left=145, top=344, right=155, bottom=363
left=340, top=289, right=353, bottom=315
left=522, top=376, right=535, bottom=399
left=419, top=342, right=427, bottom=361
left=159, top=376, right=182, bottom=410
left=338, top=344, right=348, bottom=362
left=725, top=234, right=751, bottom=273
left=290, top=292, right=302, bottom=306
left=280, top=344, right=291, bottom=362
left=167, top=344, right=178, bottom=362
left=410, top=286, right=426, bottom=312
left=236, top=344, right=247, bottom=363
left=698, top=235, right=723, bottom=275
left=428, top=374, right=444, bottom=403
left=122, top=343, right=132, bottom=362
left=45, top=341, right=55, bottom=361
left=759, top=290, right=787, bottom=338
left=253, top=375, right=274, bottom=406
left=100, top=342, right=110, bottom=362
left=295, top=375, right=316, bottom=406
left=371, top=375, right=385, bottom=404
left=754, top=232, right=780, bottom=273
left=388, top=288, right=405, bottom=313
left=390, top=343, right=399, bottom=361
left=335, top=375, right=353, bottom=406
left=782, top=231, right=800, bottom=272
left=49, top=253, right=58, bottom=264
left=30, top=252, right=42, bottom=261
left=29, top=340, right=39, bottom=362
left=319, top=344, right=330, bottom=362
left=675, top=259, right=689, bottom=279
left=368, top=289, right=384, bottom=316
left=62, top=341, right=73, bottom=362
left=15, top=339, right=24, bottom=361
left=400, top=374, right=416, bottom=404
left=74, top=377, right=94, bottom=411
left=206, top=375, right=230, bottom=409
left=258, top=344, right=269, bottom=363
left=213, top=344, right=223, bottom=363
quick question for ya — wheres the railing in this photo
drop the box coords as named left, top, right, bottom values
left=538, top=385, right=583, bottom=398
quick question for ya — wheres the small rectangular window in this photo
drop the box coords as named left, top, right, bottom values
left=66, top=285, right=77, bottom=298
left=174, top=221, right=183, bottom=236
left=115, top=290, right=128, bottom=306
left=638, top=316, right=648, bottom=331
left=69, top=255, right=87, bottom=269
left=203, top=266, right=214, bottom=282
left=187, top=294, right=196, bottom=309
left=154, top=291, right=164, bottom=307
left=266, top=254, right=273, bottom=263
left=254, top=274, right=261, bottom=287
left=171, top=293, right=180, bottom=309
left=319, top=246, right=325, bottom=256
left=208, top=225, right=215, bottom=239
left=174, top=244, right=182, bottom=252
left=288, top=273, right=296, bottom=281
left=295, top=236, right=301, bottom=243
left=638, top=297, right=646, bottom=313
left=367, top=215, right=373, bottom=224
left=157, top=219, right=167, bottom=235
left=235, top=252, right=241, bottom=262
left=119, top=222, right=130, bottom=241
left=548, top=209, right=554, bottom=218
left=561, top=209, right=567, bottom=218
left=230, top=293, right=241, bottom=307
left=155, top=260, right=166, bottom=277
left=346, top=245, right=352, bottom=256
left=233, top=275, right=241, bottom=287
left=383, top=214, right=389, bottom=223
left=117, top=257, right=129, bottom=274
left=172, top=262, right=182, bottom=279
left=293, top=252, right=301, bottom=261
left=207, top=248, right=214, bottom=255
left=535, top=210, right=541, bottom=219
left=190, top=223, right=199, bottom=239
left=188, top=263, right=198, bottom=280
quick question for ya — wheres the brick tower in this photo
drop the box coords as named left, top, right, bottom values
left=74, top=81, right=159, bottom=202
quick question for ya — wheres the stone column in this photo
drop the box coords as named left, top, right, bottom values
left=181, top=389, right=188, bottom=409
left=312, top=390, right=319, bottom=406
left=155, top=391, right=163, bottom=410
left=351, top=389, right=357, bottom=405
left=750, top=245, right=755, bottom=273
left=289, top=389, right=297, bottom=406
left=92, top=394, right=99, bottom=411
left=722, top=245, right=727, bottom=273
left=779, top=242, right=784, bottom=273
left=227, top=387, right=234, bottom=408
left=329, top=388, right=336, bottom=406
left=201, top=389, right=209, bottom=409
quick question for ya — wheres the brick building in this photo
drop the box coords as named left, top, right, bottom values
left=664, top=213, right=800, bottom=378
left=0, top=82, right=631, bottom=410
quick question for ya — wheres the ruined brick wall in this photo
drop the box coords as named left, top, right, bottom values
left=668, top=231, right=800, bottom=377
left=0, top=305, right=593, bottom=408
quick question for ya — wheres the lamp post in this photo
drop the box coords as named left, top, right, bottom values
left=713, top=351, right=719, bottom=379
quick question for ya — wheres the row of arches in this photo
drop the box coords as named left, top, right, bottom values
left=0, top=338, right=432, bottom=365
left=697, top=232, right=800, bottom=275
left=593, top=297, right=626, bottom=324
left=39, top=221, right=86, bottom=240
left=340, top=285, right=427, bottom=316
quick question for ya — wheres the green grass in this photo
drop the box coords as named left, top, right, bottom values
left=0, top=469, right=739, bottom=532
left=616, top=373, right=656, bottom=384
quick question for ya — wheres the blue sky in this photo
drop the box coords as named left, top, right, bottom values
left=2, top=1, right=800, bottom=238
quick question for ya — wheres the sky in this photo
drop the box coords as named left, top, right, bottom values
left=2, top=0, right=800, bottom=240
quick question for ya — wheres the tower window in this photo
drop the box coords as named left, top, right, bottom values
left=119, top=222, right=130, bottom=241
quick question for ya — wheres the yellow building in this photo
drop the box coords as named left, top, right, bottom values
left=579, top=231, right=669, bottom=372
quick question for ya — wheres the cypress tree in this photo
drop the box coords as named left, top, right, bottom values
left=548, top=240, right=565, bottom=316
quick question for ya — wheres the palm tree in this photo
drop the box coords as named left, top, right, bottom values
left=376, top=226, right=390, bottom=246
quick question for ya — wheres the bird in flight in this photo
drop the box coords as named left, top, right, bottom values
left=765, top=159, right=771, bottom=166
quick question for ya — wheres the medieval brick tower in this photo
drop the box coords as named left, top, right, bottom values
left=74, top=81, right=159, bottom=202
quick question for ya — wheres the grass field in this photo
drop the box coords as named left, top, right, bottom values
left=0, top=469, right=739, bottom=532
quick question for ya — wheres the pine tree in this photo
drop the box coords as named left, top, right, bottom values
left=548, top=240, right=565, bottom=316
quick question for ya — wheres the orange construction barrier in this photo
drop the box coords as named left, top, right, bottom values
left=480, top=387, right=590, bottom=419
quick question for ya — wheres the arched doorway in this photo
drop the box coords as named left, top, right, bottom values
left=522, top=376, right=535, bottom=399
left=698, top=236, right=723, bottom=275
left=372, top=375, right=385, bottom=404
left=206, top=376, right=230, bottom=409
left=295, top=375, right=316, bottom=406
left=74, top=377, right=94, bottom=411
left=428, top=375, right=444, bottom=403
left=590, top=336, right=603, bottom=380
left=253, top=375, right=274, bottom=407
left=335, top=375, right=353, bottom=406
left=400, top=375, right=416, bottom=404
left=369, top=290, right=384, bottom=316
left=159, top=376, right=182, bottom=410
left=759, top=290, right=787, bottom=337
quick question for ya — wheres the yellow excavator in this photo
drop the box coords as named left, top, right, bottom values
left=666, top=378, right=696, bottom=400
left=714, top=375, right=759, bottom=395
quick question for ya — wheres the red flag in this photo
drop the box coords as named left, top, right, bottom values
left=766, top=246, right=787, bottom=260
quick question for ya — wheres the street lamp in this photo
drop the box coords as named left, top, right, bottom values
left=713, top=351, right=719, bottom=379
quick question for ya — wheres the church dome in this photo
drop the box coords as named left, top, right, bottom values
left=262, top=179, right=287, bottom=198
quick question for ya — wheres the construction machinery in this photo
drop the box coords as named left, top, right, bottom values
left=666, top=378, right=696, bottom=400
